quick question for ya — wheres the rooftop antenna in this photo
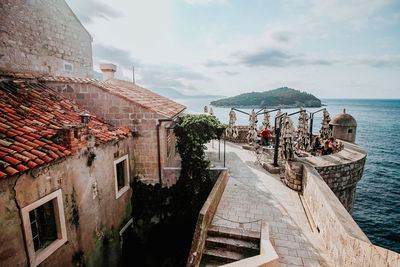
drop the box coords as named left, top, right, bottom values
left=132, top=65, right=135, bottom=85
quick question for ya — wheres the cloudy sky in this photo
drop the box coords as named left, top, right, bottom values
left=66, top=0, right=400, bottom=99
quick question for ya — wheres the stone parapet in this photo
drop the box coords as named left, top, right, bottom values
left=300, top=141, right=366, bottom=213
left=301, top=164, right=400, bottom=266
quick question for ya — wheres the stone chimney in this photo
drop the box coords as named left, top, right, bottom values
left=100, top=63, right=117, bottom=81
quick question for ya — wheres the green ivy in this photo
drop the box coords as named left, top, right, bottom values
left=173, top=114, right=225, bottom=215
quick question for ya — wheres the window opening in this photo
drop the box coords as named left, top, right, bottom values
left=116, top=161, right=125, bottom=191
left=29, top=201, right=57, bottom=251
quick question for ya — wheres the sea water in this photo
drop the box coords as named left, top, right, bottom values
left=176, top=97, right=400, bottom=253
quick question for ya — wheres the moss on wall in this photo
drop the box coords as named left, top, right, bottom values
left=85, top=201, right=132, bottom=267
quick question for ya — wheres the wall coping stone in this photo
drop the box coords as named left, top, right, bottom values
left=301, top=140, right=366, bottom=168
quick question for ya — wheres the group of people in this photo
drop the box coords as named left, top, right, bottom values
left=312, top=136, right=337, bottom=155
left=256, top=126, right=338, bottom=157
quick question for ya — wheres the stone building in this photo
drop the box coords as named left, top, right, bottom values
left=0, top=0, right=186, bottom=184
left=41, top=65, right=186, bottom=184
left=0, top=78, right=134, bottom=267
left=0, top=0, right=93, bottom=78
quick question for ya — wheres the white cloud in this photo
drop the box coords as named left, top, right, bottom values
left=310, top=0, right=393, bottom=30
left=184, top=0, right=227, bottom=5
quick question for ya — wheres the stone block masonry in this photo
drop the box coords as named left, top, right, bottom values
left=45, top=81, right=174, bottom=181
left=300, top=141, right=367, bottom=214
left=314, top=157, right=365, bottom=214
left=0, top=0, right=93, bottom=78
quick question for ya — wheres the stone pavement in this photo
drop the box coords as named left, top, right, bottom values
left=205, top=141, right=333, bottom=267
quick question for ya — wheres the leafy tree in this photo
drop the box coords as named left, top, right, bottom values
left=173, top=114, right=225, bottom=216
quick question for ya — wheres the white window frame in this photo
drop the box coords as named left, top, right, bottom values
left=114, top=154, right=130, bottom=199
left=20, top=189, right=67, bottom=267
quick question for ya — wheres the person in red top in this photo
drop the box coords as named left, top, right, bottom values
left=261, top=127, right=271, bottom=146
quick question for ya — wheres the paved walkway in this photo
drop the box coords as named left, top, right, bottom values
left=206, top=141, right=333, bottom=267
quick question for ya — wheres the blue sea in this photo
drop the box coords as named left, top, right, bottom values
left=177, top=97, right=400, bottom=253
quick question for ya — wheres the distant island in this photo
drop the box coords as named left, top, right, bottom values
left=210, top=87, right=321, bottom=108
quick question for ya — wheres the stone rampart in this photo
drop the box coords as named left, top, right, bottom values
left=302, top=164, right=400, bottom=266
left=300, top=141, right=366, bottom=214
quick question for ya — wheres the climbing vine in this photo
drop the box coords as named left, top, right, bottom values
left=173, top=114, right=225, bottom=214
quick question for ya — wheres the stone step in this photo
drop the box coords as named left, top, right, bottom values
left=202, top=248, right=244, bottom=264
left=205, top=236, right=259, bottom=255
left=208, top=225, right=260, bottom=242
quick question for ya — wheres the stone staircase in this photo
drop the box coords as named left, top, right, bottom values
left=199, top=225, right=260, bottom=267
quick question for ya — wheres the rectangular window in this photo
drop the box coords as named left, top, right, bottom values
left=116, top=160, right=125, bottom=191
left=29, top=201, right=58, bottom=251
left=114, top=154, right=130, bottom=199
left=63, top=62, right=73, bottom=72
left=21, top=189, right=67, bottom=267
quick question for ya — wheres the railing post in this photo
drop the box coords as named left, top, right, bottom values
left=224, top=133, right=226, bottom=168
left=273, top=116, right=280, bottom=167
left=309, top=113, right=314, bottom=142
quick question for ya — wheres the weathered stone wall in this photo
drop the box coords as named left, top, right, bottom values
left=187, top=169, right=229, bottom=267
left=0, top=137, right=134, bottom=267
left=313, top=158, right=365, bottom=214
left=302, top=164, right=400, bottom=266
left=0, top=0, right=93, bottom=78
left=224, top=126, right=249, bottom=143
left=45, top=81, right=173, bottom=181
left=300, top=141, right=366, bottom=214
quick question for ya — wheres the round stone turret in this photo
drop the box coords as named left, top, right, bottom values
left=330, top=109, right=357, bottom=143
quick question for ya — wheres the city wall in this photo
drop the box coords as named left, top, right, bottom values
left=300, top=141, right=366, bottom=214
left=302, top=164, right=400, bottom=266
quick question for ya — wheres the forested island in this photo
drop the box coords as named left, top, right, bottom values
left=210, top=87, right=321, bottom=108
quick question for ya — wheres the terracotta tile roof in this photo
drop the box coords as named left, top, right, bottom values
left=0, top=79, right=130, bottom=179
left=40, top=76, right=186, bottom=118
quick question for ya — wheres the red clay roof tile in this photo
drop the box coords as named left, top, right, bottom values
left=34, top=158, right=44, bottom=165
left=14, top=141, right=33, bottom=151
left=0, top=78, right=130, bottom=179
left=4, top=156, right=21, bottom=165
left=30, top=149, right=46, bottom=158
left=42, top=156, right=53, bottom=163
left=15, top=136, right=29, bottom=143
left=9, top=145, right=25, bottom=153
left=21, top=151, right=37, bottom=160
left=5, top=166, right=18, bottom=176
left=0, top=147, right=16, bottom=154
left=16, top=164, right=29, bottom=172
left=13, top=153, right=31, bottom=163
left=0, top=140, right=12, bottom=147
left=27, top=161, right=38, bottom=168
left=40, top=76, right=186, bottom=118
